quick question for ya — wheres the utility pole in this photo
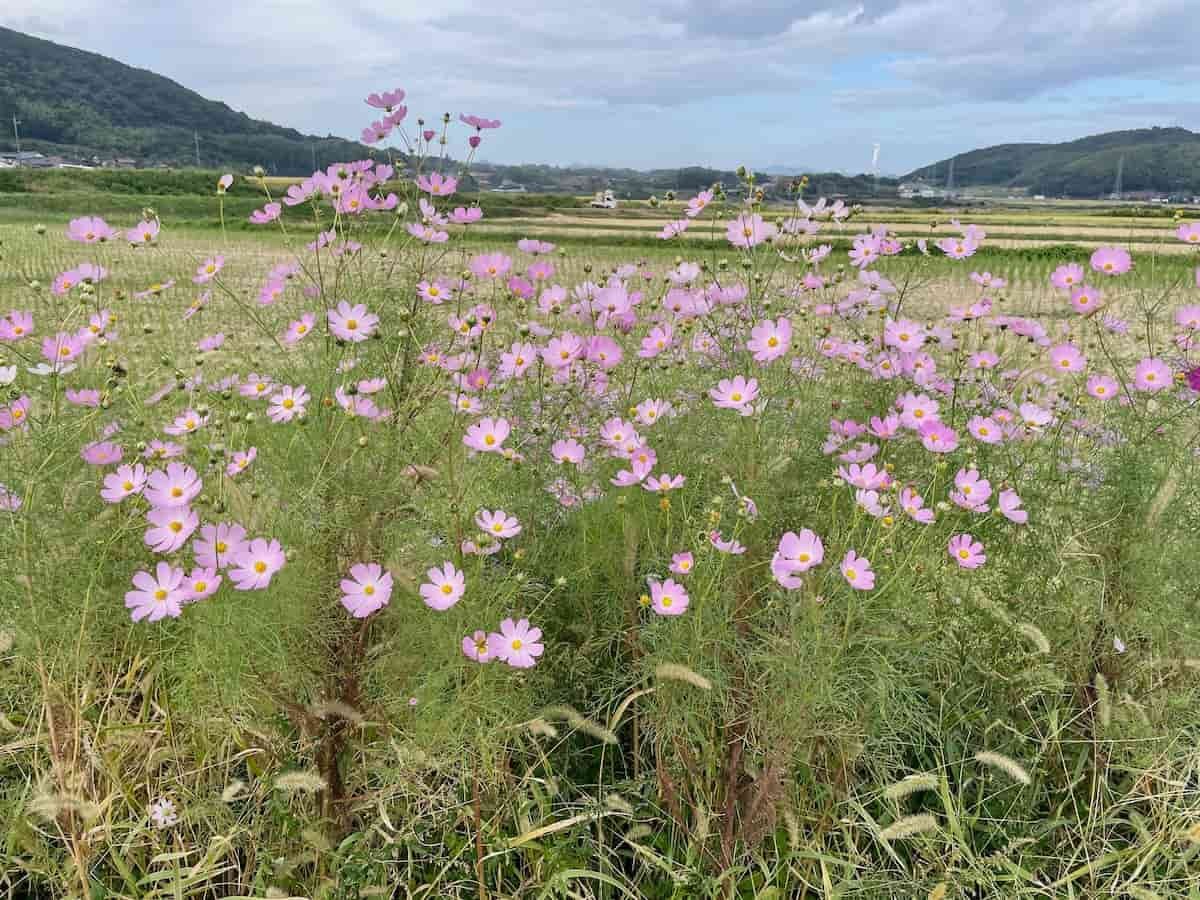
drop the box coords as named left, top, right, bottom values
left=311, top=142, right=317, bottom=172
left=11, top=114, right=20, bottom=155
left=194, top=130, right=201, bottom=168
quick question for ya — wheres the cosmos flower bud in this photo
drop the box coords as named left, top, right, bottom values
left=34, top=224, right=46, bottom=235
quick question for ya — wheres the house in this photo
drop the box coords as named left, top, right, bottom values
left=0, top=150, right=48, bottom=167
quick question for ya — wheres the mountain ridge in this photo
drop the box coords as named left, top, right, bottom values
left=905, top=127, right=1200, bottom=197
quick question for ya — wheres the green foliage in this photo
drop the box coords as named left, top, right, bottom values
left=907, top=126, right=1200, bottom=197
left=0, top=26, right=370, bottom=173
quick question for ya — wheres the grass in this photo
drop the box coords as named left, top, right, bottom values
left=1, top=181, right=1199, bottom=898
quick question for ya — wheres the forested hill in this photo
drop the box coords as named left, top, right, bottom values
left=906, top=127, right=1200, bottom=197
left=0, top=26, right=370, bottom=174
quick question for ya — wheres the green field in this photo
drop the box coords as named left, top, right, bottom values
left=1, top=172, right=1199, bottom=899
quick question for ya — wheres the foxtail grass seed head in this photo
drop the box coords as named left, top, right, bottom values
left=879, top=814, right=939, bottom=842
left=974, top=751, right=1032, bottom=785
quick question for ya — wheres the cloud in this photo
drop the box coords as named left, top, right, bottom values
left=2, top=0, right=1196, bottom=170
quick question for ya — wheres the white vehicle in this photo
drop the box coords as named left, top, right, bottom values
left=589, top=189, right=618, bottom=209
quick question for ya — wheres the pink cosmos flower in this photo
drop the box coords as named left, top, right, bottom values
left=450, top=207, right=484, bottom=225
left=197, top=333, right=225, bottom=353
left=0, top=310, right=33, bottom=341
left=144, top=505, right=199, bottom=554
left=226, top=447, right=257, bottom=477
left=649, top=579, right=689, bottom=616
left=340, top=562, right=394, bottom=618
left=669, top=551, right=695, bottom=576
left=771, top=529, right=824, bottom=589
left=240, top=374, right=275, bottom=399
left=127, top=219, right=160, bottom=244
left=193, top=522, right=248, bottom=570
left=462, top=630, right=495, bottom=663
left=182, top=567, right=221, bottom=602
left=1132, top=357, right=1170, bottom=392
left=900, top=487, right=935, bottom=524
left=420, top=562, right=465, bottom=610
left=469, top=252, right=512, bottom=280
left=1176, top=305, right=1200, bottom=331
left=726, top=213, right=777, bottom=248
left=1085, top=374, right=1118, bottom=400
left=164, top=408, right=208, bottom=436
left=143, top=441, right=185, bottom=461
left=0, top=395, right=30, bottom=431
left=747, top=317, right=792, bottom=363
left=639, top=325, right=674, bottom=358
left=327, top=301, right=379, bottom=342
left=658, top=219, right=690, bottom=239
left=268, top=385, right=309, bottom=423
left=192, top=256, right=225, bottom=284
left=948, top=534, right=986, bottom=569
left=41, top=331, right=85, bottom=366
left=952, top=468, right=992, bottom=510
left=125, top=562, right=185, bottom=622
left=645, top=473, right=685, bottom=493
left=1176, top=222, right=1200, bottom=244
left=998, top=488, right=1028, bottom=524
left=1090, top=246, right=1132, bottom=276
left=551, top=438, right=586, bottom=465
left=1050, top=263, right=1084, bottom=290
left=686, top=189, right=714, bottom=218
left=1069, top=285, right=1101, bottom=314
left=463, top=417, right=510, bottom=453
left=366, top=88, right=405, bottom=110
left=67, top=216, right=116, bottom=243
left=840, top=550, right=875, bottom=590
left=967, top=416, right=1003, bottom=445
left=709, top=375, right=758, bottom=415
left=81, top=440, right=123, bottom=466
left=517, top=238, right=555, bottom=254
left=838, top=462, right=889, bottom=491
left=476, top=509, right=521, bottom=539
left=249, top=203, right=282, bottom=224
left=284, top=314, right=315, bottom=345
left=918, top=421, right=959, bottom=453
left=101, top=463, right=147, bottom=503
left=144, top=462, right=202, bottom=508
left=710, top=531, right=746, bottom=555
left=65, top=388, right=100, bottom=407
left=416, top=172, right=458, bottom=196
left=460, top=113, right=502, bottom=130
left=489, top=618, right=543, bottom=668
left=229, top=538, right=286, bottom=590
left=1048, top=343, right=1086, bottom=373
left=937, top=237, right=978, bottom=259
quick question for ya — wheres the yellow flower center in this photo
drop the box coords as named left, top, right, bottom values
left=845, top=568, right=857, bottom=581
left=731, top=392, right=742, bottom=402
left=171, top=487, right=183, bottom=498
left=798, top=552, right=810, bottom=563
left=194, top=581, right=207, bottom=592
left=169, top=521, right=183, bottom=533
left=254, top=561, right=267, bottom=574
left=492, top=523, right=504, bottom=533
left=661, top=595, right=673, bottom=607
left=364, top=584, right=375, bottom=596
left=154, top=589, right=167, bottom=601
left=122, top=481, right=134, bottom=491
left=441, top=583, right=453, bottom=594
left=958, top=549, right=970, bottom=559
left=767, top=337, right=778, bottom=347
left=346, top=319, right=358, bottom=330
left=484, top=434, right=496, bottom=446
left=216, top=541, right=228, bottom=553
left=282, top=398, right=294, bottom=409
left=511, top=638, right=523, bottom=650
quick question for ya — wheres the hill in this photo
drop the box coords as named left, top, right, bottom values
left=907, top=127, right=1200, bottom=197
left=0, top=26, right=371, bottom=174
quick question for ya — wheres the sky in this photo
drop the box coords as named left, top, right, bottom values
left=4, top=0, right=1200, bottom=174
